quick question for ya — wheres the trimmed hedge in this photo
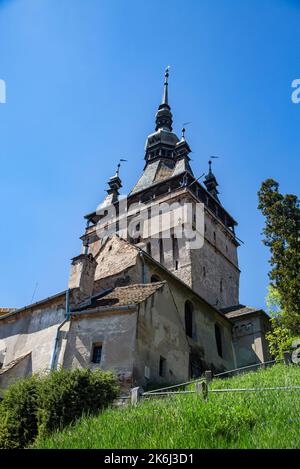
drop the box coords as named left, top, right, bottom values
left=0, top=369, right=119, bottom=449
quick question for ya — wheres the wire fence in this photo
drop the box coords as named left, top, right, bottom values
left=127, top=355, right=299, bottom=405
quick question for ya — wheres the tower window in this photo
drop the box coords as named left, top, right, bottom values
left=159, top=356, right=166, bottom=377
left=215, top=324, right=223, bottom=358
left=185, top=300, right=194, bottom=338
left=91, top=343, right=102, bottom=364
left=220, top=279, right=223, bottom=293
left=171, top=234, right=179, bottom=263
left=213, top=232, right=216, bottom=242
left=146, top=242, right=152, bottom=256
left=203, top=266, right=206, bottom=277
left=159, top=238, right=164, bottom=264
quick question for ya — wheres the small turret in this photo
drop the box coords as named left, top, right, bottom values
left=204, top=160, right=220, bottom=202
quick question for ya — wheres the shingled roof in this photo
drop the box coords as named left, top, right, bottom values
left=0, top=308, right=16, bottom=317
left=76, top=282, right=166, bottom=311
left=221, top=304, right=266, bottom=319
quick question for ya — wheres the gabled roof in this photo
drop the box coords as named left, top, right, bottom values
left=94, top=235, right=139, bottom=282
left=74, top=282, right=165, bottom=312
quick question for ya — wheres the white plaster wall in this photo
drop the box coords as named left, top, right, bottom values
left=0, top=301, right=66, bottom=375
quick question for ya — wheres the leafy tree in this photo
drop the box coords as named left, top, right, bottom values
left=258, top=179, right=300, bottom=333
left=265, top=286, right=295, bottom=361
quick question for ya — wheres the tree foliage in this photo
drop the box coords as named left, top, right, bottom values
left=258, top=179, right=300, bottom=333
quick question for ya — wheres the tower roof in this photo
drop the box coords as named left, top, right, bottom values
left=155, top=66, right=173, bottom=132
left=204, top=160, right=220, bottom=202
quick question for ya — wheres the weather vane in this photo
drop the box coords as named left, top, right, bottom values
left=116, top=159, right=128, bottom=177
left=181, top=121, right=191, bottom=139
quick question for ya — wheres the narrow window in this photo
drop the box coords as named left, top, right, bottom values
left=185, top=300, right=194, bottom=338
left=146, top=242, right=151, bottom=256
left=175, top=260, right=178, bottom=271
left=91, top=343, right=102, bottom=364
left=220, top=279, right=223, bottom=293
left=171, top=234, right=179, bottom=264
left=159, top=238, right=164, bottom=264
left=215, top=324, right=223, bottom=358
left=203, top=266, right=206, bottom=277
left=213, top=232, right=216, bottom=242
left=159, top=356, right=166, bottom=377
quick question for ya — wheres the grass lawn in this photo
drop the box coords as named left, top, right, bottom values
left=34, top=364, right=300, bottom=449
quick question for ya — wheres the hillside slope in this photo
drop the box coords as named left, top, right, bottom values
left=35, top=364, right=300, bottom=449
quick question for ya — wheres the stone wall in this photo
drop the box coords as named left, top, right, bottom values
left=0, top=294, right=66, bottom=388
left=133, top=283, right=190, bottom=387
left=63, top=310, right=138, bottom=389
left=231, top=314, right=271, bottom=367
left=142, top=257, right=236, bottom=374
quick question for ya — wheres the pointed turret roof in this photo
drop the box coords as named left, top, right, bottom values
left=204, top=160, right=220, bottom=202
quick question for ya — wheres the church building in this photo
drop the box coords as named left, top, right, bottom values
left=0, top=70, right=270, bottom=391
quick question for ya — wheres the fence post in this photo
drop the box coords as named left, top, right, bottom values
left=131, top=386, right=143, bottom=405
left=195, top=380, right=208, bottom=401
left=283, top=351, right=291, bottom=366
left=205, top=370, right=213, bottom=384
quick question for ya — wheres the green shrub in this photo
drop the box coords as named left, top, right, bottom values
left=37, top=369, right=119, bottom=437
left=0, top=374, right=40, bottom=449
left=0, top=369, right=119, bottom=449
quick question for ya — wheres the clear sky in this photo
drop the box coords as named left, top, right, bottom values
left=0, top=0, right=299, bottom=309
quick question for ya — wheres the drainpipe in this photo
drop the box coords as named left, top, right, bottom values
left=49, top=289, right=70, bottom=371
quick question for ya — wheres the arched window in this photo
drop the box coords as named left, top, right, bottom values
left=151, top=274, right=161, bottom=283
left=185, top=300, right=194, bottom=338
left=215, top=324, right=223, bottom=358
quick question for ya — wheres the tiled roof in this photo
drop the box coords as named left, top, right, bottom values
left=221, top=304, right=264, bottom=319
left=83, top=282, right=165, bottom=310
left=0, top=352, right=31, bottom=375
left=0, top=308, right=16, bottom=317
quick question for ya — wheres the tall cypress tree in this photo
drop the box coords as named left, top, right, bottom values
left=258, top=179, right=300, bottom=333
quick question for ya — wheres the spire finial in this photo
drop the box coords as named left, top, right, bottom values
left=162, top=66, right=170, bottom=105
left=209, top=159, right=212, bottom=173
left=114, top=158, right=127, bottom=178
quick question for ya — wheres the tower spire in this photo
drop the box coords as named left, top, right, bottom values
left=162, top=66, right=170, bottom=105
left=155, top=66, right=173, bottom=132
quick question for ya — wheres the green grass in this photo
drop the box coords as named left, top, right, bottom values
left=34, top=364, right=300, bottom=449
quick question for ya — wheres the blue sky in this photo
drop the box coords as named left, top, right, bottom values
left=0, top=0, right=299, bottom=309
